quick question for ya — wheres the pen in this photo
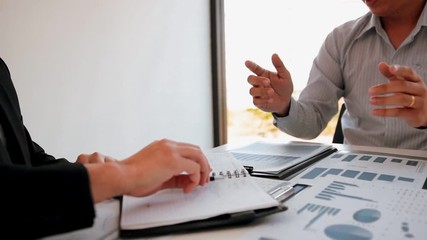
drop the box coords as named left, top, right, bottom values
left=270, top=186, right=295, bottom=202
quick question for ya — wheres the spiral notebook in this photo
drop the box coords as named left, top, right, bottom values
left=119, top=152, right=287, bottom=238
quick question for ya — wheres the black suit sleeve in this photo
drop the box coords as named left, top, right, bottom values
left=0, top=126, right=96, bottom=239
left=0, top=162, right=96, bottom=239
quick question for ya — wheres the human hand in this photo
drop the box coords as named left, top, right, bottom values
left=120, top=139, right=211, bottom=197
left=76, top=152, right=117, bottom=164
left=369, top=62, right=427, bottom=127
left=245, top=53, right=293, bottom=117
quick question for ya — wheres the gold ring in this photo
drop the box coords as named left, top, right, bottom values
left=408, top=95, right=416, bottom=108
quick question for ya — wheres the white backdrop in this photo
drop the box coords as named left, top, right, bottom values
left=0, top=0, right=213, bottom=160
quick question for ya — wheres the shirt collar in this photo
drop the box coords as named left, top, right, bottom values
left=418, top=1, right=427, bottom=27
left=353, top=12, right=376, bottom=41
left=355, top=2, right=427, bottom=41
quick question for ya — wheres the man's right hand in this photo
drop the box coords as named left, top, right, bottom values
left=245, top=53, right=294, bottom=117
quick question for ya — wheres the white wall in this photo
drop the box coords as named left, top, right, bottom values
left=0, top=0, right=213, bottom=160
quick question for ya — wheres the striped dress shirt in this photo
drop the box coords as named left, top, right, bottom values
left=274, top=3, right=427, bottom=150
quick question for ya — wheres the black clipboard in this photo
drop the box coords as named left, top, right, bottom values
left=249, top=147, right=337, bottom=180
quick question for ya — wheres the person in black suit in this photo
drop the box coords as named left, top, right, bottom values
left=0, top=57, right=211, bottom=239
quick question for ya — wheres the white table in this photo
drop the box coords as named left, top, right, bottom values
left=44, top=141, right=427, bottom=240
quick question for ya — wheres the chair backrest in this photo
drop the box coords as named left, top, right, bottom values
left=332, top=104, right=346, bottom=144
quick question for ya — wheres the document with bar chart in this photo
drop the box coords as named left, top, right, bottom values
left=263, top=150, right=427, bottom=240
left=295, top=150, right=427, bottom=189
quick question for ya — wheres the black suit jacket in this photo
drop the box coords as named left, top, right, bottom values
left=0, top=58, right=95, bottom=239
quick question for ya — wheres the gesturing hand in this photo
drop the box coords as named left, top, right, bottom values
left=369, top=62, right=427, bottom=127
left=245, top=53, right=294, bottom=117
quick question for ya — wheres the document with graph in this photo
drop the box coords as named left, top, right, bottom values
left=256, top=150, right=427, bottom=239
left=294, top=150, right=427, bottom=189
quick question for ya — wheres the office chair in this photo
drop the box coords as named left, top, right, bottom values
left=332, top=104, right=346, bottom=144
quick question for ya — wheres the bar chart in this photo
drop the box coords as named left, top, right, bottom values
left=296, top=151, right=427, bottom=189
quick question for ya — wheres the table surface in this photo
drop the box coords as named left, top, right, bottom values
left=42, top=140, right=427, bottom=240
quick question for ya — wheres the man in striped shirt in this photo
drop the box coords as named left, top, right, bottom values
left=246, top=0, right=427, bottom=150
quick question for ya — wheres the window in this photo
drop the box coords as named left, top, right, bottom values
left=223, top=0, right=368, bottom=143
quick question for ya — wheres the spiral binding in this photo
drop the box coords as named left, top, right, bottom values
left=211, top=168, right=248, bottom=179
